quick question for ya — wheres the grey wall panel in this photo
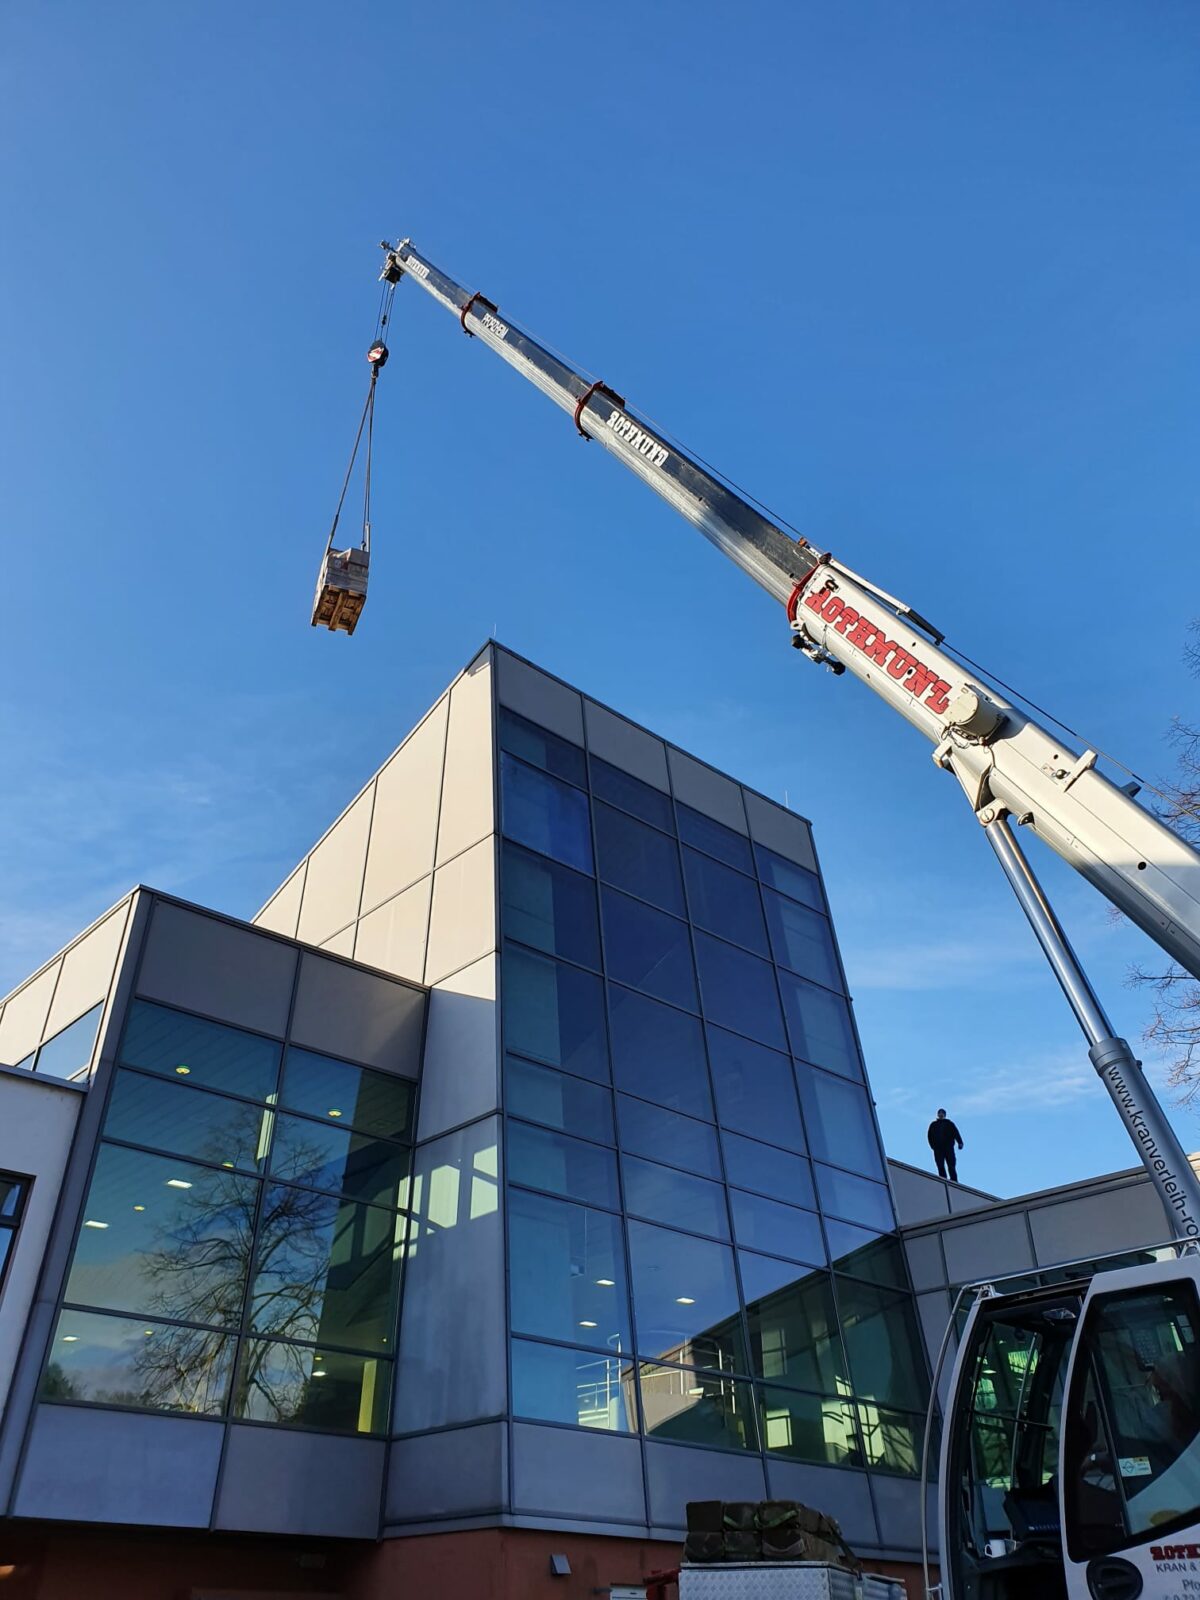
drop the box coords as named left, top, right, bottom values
left=392, top=1117, right=505, bottom=1432
left=1030, top=1184, right=1169, bottom=1266
left=666, top=750, right=748, bottom=833
left=13, top=1405, right=221, bottom=1527
left=511, top=1421, right=645, bottom=1524
left=889, top=1164, right=950, bottom=1227
left=137, top=902, right=296, bottom=1038
left=762, top=1459, right=878, bottom=1550
left=645, top=1442, right=766, bottom=1531
left=941, top=1213, right=1033, bottom=1284
left=904, top=1234, right=946, bottom=1293
left=416, top=955, right=500, bottom=1143
left=742, top=791, right=817, bottom=873
left=583, top=701, right=670, bottom=790
left=214, top=1425, right=384, bottom=1538
left=496, top=650, right=583, bottom=745
left=947, top=1186, right=990, bottom=1215
left=916, top=1290, right=958, bottom=1409
left=290, top=951, right=424, bottom=1074
left=870, top=1474, right=927, bottom=1555
left=384, top=1420, right=507, bottom=1523
left=0, top=962, right=61, bottom=1065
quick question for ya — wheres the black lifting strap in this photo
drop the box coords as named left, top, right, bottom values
left=322, top=276, right=395, bottom=558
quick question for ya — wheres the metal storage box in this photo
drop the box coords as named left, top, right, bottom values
left=678, top=1563, right=905, bottom=1600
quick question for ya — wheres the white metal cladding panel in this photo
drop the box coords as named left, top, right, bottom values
left=742, top=791, right=818, bottom=874
left=296, top=788, right=373, bottom=948
left=436, top=655, right=495, bottom=867
left=1029, top=1183, right=1170, bottom=1266
left=354, top=876, right=433, bottom=985
left=289, top=951, right=424, bottom=1074
left=495, top=649, right=584, bottom=745
left=667, top=748, right=749, bottom=834
left=424, top=836, right=496, bottom=986
left=941, top=1212, right=1034, bottom=1284
left=254, top=867, right=304, bottom=939
left=0, top=963, right=61, bottom=1065
left=415, top=954, right=499, bottom=1142
left=320, top=926, right=356, bottom=957
left=584, top=699, right=670, bottom=790
left=137, top=902, right=297, bottom=1039
left=44, top=902, right=131, bottom=1038
left=680, top=1569, right=903, bottom=1600
left=510, top=1421, right=645, bottom=1523
left=362, top=695, right=449, bottom=916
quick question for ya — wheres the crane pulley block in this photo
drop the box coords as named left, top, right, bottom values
left=311, top=546, right=369, bottom=635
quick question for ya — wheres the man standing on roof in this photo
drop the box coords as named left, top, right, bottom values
left=928, top=1109, right=964, bottom=1182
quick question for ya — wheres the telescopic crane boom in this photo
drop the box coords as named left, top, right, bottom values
left=377, top=237, right=1200, bottom=1241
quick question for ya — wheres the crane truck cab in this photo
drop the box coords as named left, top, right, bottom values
left=930, top=1245, right=1200, bottom=1600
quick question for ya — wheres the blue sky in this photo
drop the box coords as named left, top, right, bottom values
left=2, top=1, right=1198, bottom=1198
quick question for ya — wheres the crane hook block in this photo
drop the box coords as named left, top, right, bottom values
left=311, top=546, right=370, bottom=635
left=367, top=341, right=389, bottom=368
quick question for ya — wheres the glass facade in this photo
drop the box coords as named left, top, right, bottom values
left=498, top=707, right=929, bottom=1478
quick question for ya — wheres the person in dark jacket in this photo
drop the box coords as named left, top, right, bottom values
left=928, top=1109, right=964, bottom=1181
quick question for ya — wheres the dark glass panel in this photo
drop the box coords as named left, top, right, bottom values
left=512, top=1339, right=636, bottom=1431
left=35, top=1003, right=103, bottom=1079
left=249, top=1183, right=403, bottom=1355
left=498, top=707, right=587, bottom=787
left=269, top=1114, right=410, bottom=1210
left=694, top=936, right=786, bottom=1051
left=507, top=1121, right=620, bottom=1210
left=677, top=804, right=753, bottom=874
left=815, top=1165, right=895, bottom=1231
left=760, top=1387, right=862, bottom=1468
left=235, top=1339, right=389, bottom=1433
left=281, top=1049, right=413, bottom=1141
left=639, top=1364, right=758, bottom=1451
left=508, top=1189, right=631, bottom=1350
left=0, top=1232, right=11, bottom=1282
left=796, top=1068, right=883, bottom=1178
left=706, top=1026, right=804, bottom=1151
left=503, top=946, right=609, bottom=1082
left=622, top=1155, right=730, bottom=1239
left=500, top=753, right=593, bottom=872
left=105, top=1069, right=269, bottom=1173
left=505, top=1056, right=615, bottom=1144
left=594, top=803, right=685, bottom=915
left=778, top=974, right=862, bottom=1080
left=0, top=1177, right=25, bottom=1220
left=44, top=1308, right=233, bottom=1416
left=683, top=849, right=769, bottom=955
left=589, top=756, right=673, bottom=831
left=600, top=889, right=698, bottom=1011
left=720, top=1133, right=814, bottom=1209
left=763, top=892, right=841, bottom=989
left=837, top=1280, right=928, bottom=1410
left=729, top=1190, right=824, bottom=1266
left=501, top=842, right=600, bottom=968
left=856, top=1402, right=922, bottom=1476
left=754, top=845, right=824, bottom=911
left=627, top=1220, right=746, bottom=1373
left=739, top=1253, right=849, bottom=1393
left=824, top=1222, right=907, bottom=1288
left=120, top=1000, right=280, bottom=1102
left=65, top=1144, right=257, bottom=1326
left=608, top=987, right=712, bottom=1119
left=617, top=1095, right=720, bottom=1178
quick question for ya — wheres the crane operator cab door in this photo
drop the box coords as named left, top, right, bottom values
left=938, top=1256, right=1200, bottom=1600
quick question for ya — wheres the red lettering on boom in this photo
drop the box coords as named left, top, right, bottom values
left=800, top=584, right=954, bottom=720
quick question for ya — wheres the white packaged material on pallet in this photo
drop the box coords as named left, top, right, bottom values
left=678, top=1563, right=904, bottom=1600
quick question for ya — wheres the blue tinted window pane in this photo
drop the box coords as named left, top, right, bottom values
left=269, top=1113, right=410, bottom=1210
left=677, top=805, right=753, bottom=873
left=513, top=1339, right=636, bottom=1431
left=837, top=1281, right=928, bottom=1410
left=509, top=1188, right=631, bottom=1348
left=36, top=1003, right=103, bottom=1080
left=683, top=850, right=768, bottom=955
left=740, top=1254, right=848, bottom=1392
left=608, top=987, right=712, bottom=1118
left=236, top=1340, right=388, bottom=1433
left=721, top=1132, right=815, bottom=1208
left=281, top=1050, right=414, bottom=1140
left=0, top=1177, right=25, bottom=1220
left=499, top=708, right=586, bottom=787
left=730, top=1190, right=824, bottom=1265
left=595, top=804, right=684, bottom=915
left=601, top=889, right=697, bottom=1011
left=501, top=841, right=600, bottom=968
left=45, top=1308, right=233, bottom=1416
left=120, top=1001, right=280, bottom=1102
left=106, top=1069, right=270, bottom=1173
left=755, top=845, right=824, bottom=910
left=760, top=1387, right=861, bottom=1468
left=778, top=973, right=862, bottom=1080
left=694, top=934, right=786, bottom=1050
left=590, top=756, right=673, bottom=831
left=815, top=1165, right=895, bottom=1231
left=797, top=1068, right=883, bottom=1178
left=500, top=753, right=593, bottom=871
left=622, top=1154, right=729, bottom=1239
left=707, top=1026, right=804, bottom=1151
left=764, top=893, right=841, bottom=990
left=640, top=1363, right=758, bottom=1451
left=508, top=1121, right=620, bottom=1209
left=825, top=1223, right=907, bottom=1288
left=505, top=1056, right=614, bottom=1144
left=628, top=1220, right=747, bottom=1372
left=503, top=946, right=609, bottom=1082
left=617, top=1095, right=721, bottom=1178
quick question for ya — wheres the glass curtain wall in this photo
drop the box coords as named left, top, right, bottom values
left=44, top=1000, right=415, bottom=1436
left=498, top=706, right=928, bottom=1477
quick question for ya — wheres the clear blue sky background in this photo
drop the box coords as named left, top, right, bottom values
left=2, top=2, right=1197, bottom=1198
